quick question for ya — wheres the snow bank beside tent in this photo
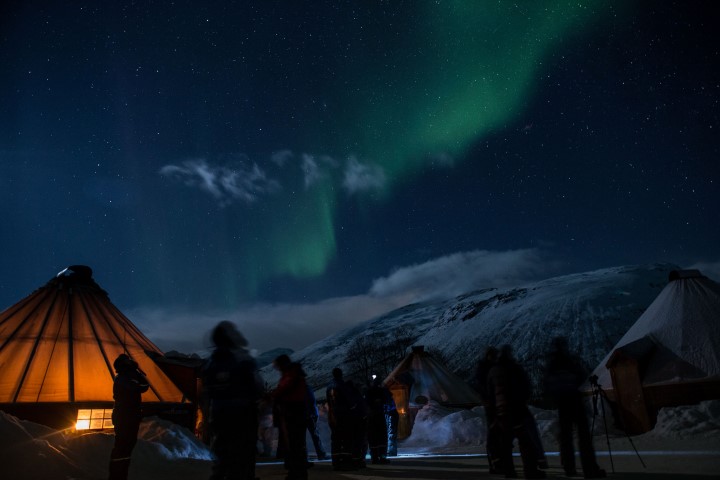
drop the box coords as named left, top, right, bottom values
left=0, top=412, right=211, bottom=480
left=399, top=400, right=720, bottom=454
left=1, top=400, right=718, bottom=479
left=399, top=402, right=558, bottom=453
left=641, top=400, right=720, bottom=439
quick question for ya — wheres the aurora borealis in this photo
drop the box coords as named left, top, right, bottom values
left=1, top=1, right=718, bottom=352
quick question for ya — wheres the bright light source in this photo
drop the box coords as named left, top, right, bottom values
left=75, top=419, right=91, bottom=430
left=75, top=408, right=113, bottom=431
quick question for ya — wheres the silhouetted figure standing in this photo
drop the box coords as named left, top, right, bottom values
left=306, top=384, right=328, bottom=460
left=326, top=367, right=354, bottom=470
left=202, top=321, right=263, bottom=480
left=476, top=346, right=502, bottom=473
left=385, top=390, right=399, bottom=457
left=544, top=337, right=606, bottom=479
left=345, top=380, right=368, bottom=469
left=365, top=377, right=391, bottom=464
left=487, top=345, right=546, bottom=479
left=273, top=354, right=309, bottom=480
left=108, top=354, right=149, bottom=480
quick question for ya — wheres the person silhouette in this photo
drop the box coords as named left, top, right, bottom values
left=272, top=354, right=309, bottom=480
left=108, top=354, right=149, bottom=480
left=201, top=321, right=263, bottom=480
left=544, top=337, right=606, bottom=478
left=487, top=345, right=546, bottom=479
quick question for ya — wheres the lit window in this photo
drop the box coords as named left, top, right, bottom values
left=75, top=409, right=114, bottom=431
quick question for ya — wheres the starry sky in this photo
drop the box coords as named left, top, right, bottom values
left=1, top=1, right=718, bottom=353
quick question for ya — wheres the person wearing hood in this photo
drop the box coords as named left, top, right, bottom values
left=201, top=321, right=264, bottom=480
left=108, top=353, right=149, bottom=480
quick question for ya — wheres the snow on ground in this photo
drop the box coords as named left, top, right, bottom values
left=1, top=400, right=718, bottom=479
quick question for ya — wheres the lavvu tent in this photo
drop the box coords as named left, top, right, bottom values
left=0, top=266, right=191, bottom=430
left=588, top=269, right=720, bottom=433
left=384, top=345, right=482, bottom=438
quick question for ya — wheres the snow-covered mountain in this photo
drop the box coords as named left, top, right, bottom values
left=261, top=264, right=677, bottom=395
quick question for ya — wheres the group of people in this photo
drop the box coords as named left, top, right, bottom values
left=476, top=338, right=606, bottom=479
left=108, top=320, right=398, bottom=480
left=326, top=368, right=399, bottom=470
left=108, top=321, right=606, bottom=480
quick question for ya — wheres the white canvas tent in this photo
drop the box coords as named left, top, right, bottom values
left=384, top=345, right=481, bottom=438
left=589, top=269, right=720, bottom=433
left=0, top=266, right=190, bottom=429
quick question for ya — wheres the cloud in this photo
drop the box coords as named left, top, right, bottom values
left=370, top=249, right=554, bottom=302
left=301, top=154, right=324, bottom=188
left=687, top=260, right=720, bottom=282
left=128, top=248, right=555, bottom=354
left=343, top=156, right=386, bottom=194
left=127, top=294, right=408, bottom=355
left=271, top=149, right=294, bottom=166
left=159, top=159, right=280, bottom=206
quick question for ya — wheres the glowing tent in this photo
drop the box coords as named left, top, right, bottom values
left=384, top=345, right=482, bottom=438
left=0, top=266, right=190, bottom=430
left=589, top=269, right=720, bottom=433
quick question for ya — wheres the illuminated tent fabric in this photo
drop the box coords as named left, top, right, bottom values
left=384, top=345, right=482, bottom=407
left=0, top=266, right=186, bottom=404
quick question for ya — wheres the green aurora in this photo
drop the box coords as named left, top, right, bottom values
left=240, top=1, right=619, bottom=293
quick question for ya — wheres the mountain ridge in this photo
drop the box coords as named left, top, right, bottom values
left=260, top=263, right=678, bottom=395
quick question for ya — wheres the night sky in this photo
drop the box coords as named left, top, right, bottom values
left=1, top=1, right=718, bottom=353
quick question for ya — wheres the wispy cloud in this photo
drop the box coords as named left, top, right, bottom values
left=301, top=154, right=324, bottom=188
left=161, top=152, right=388, bottom=205
left=271, top=149, right=294, bottom=167
left=129, top=248, right=555, bottom=354
left=343, top=156, right=386, bottom=193
left=370, top=249, right=554, bottom=301
left=159, top=159, right=280, bottom=206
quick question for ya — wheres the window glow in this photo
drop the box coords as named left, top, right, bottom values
left=75, top=408, right=113, bottom=431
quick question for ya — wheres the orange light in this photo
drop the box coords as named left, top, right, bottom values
left=75, top=408, right=113, bottom=431
left=75, top=419, right=91, bottom=430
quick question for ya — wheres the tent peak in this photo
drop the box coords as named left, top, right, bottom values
left=56, top=265, right=93, bottom=280
left=50, top=265, right=107, bottom=296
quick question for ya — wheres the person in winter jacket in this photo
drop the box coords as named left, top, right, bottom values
left=486, top=345, right=546, bottom=479
left=326, top=367, right=354, bottom=470
left=544, top=337, right=606, bottom=479
left=344, top=380, right=368, bottom=469
left=365, top=376, right=391, bottom=464
left=272, top=354, right=309, bottom=480
left=305, top=385, right=328, bottom=460
left=108, top=353, right=149, bottom=480
left=476, top=346, right=502, bottom=473
left=384, top=390, right=399, bottom=457
left=201, top=321, right=264, bottom=480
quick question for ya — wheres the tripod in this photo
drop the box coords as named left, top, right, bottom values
left=589, top=375, right=645, bottom=473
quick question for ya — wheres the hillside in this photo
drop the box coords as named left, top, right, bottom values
left=261, top=264, right=677, bottom=395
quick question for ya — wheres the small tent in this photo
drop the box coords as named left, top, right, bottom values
left=0, top=266, right=191, bottom=430
left=384, top=345, right=482, bottom=438
left=589, top=269, right=720, bottom=433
